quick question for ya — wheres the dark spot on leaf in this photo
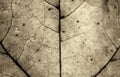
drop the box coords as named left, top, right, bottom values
left=78, top=27, right=80, bottom=29
left=90, top=58, right=93, bottom=61
left=38, top=59, right=41, bottom=62
left=15, top=34, right=18, bottom=37
left=76, top=20, right=79, bottom=23
left=22, top=23, right=25, bottom=26
left=18, top=3, right=20, bottom=5
left=48, top=7, right=53, bottom=11
left=114, top=5, right=117, bottom=9
left=12, top=15, right=14, bottom=18
left=77, top=61, right=79, bottom=63
left=71, top=0, right=74, bottom=1
left=66, top=35, right=69, bottom=38
left=15, top=2, right=17, bottom=4
left=111, top=49, right=114, bottom=52
left=36, top=49, right=39, bottom=52
left=97, top=22, right=100, bottom=25
left=25, top=5, right=28, bottom=8
left=0, top=20, right=4, bottom=24
left=105, top=0, right=108, bottom=5
left=108, top=16, right=110, bottom=19
left=46, top=40, right=49, bottom=43
left=107, top=9, right=110, bottom=12
left=62, top=30, right=65, bottom=33
left=82, top=42, right=85, bottom=44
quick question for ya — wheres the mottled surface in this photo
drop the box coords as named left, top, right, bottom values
left=0, top=0, right=59, bottom=77
left=0, top=0, right=120, bottom=77
left=61, top=0, right=120, bottom=77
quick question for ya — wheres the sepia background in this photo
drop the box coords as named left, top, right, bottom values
left=0, top=0, right=120, bottom=77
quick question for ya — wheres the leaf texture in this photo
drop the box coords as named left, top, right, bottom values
left=0, top=0, right=120, bottom=77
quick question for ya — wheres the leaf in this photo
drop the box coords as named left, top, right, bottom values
left=0, top=0, right=120, bottom=77
left=61, top=0, right=120, bottom=77
left=0, top=0, right=59, bottom=77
